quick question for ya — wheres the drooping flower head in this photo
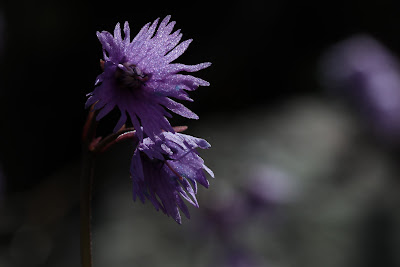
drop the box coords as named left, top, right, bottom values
left=131, top=132, right=214, bottom=224
left=86, top=16, right=211, bottom=140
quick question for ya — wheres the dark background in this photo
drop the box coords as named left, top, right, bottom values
left=1, top=0, right=400, bottom=266
left=2, top=0, right=400, bottom=191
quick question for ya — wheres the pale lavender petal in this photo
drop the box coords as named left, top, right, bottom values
left=123, top=21, right=130, bottom=44
left=128, top=110, right=143, bottom=140
left=113, top=22, right=122, bottom=44
left=176, top=196, right=191, bottom=219
left=113, top=110, right=127, bottom=132
left=132, top=22, right=151, bottom=43
left=203, top=164, right=215, bottom=178
left=161, top=98, right=199, bottom=119
left=145, top=18, right=160, bottom=40
left=165, top=32, right=183, bottom=53
left=164, top=39, right=192, bottom=63
left=164, top=62, right=212, bottom=74
left=96, top=102, right=115, bottom=120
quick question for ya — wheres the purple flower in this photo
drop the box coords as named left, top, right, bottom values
left=245, top=166, right=296, bottom=209
left=319, top=35, right=400, bottom=143
left=130, top=132, right=214, bottom=224
left=86, top=16, right=211, bottom=140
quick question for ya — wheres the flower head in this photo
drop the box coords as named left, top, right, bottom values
left=131, top=132, right=214, bottom=224
left=86, top=16, right=211, bottom=140
left=319, top=35, right=400, bottom=143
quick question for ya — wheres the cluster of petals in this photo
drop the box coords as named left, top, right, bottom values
left=85, top=16, right=211, bottom=141
left=130, top=132, right=214, bottom=224
left=87, top=16, right=214, bottom=223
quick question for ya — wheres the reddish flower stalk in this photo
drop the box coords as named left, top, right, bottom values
left=81, top=108, right=191, bottom=264
left=90, top=125, right=188, bottom=154
left=80, top=110, right=97, bottom=267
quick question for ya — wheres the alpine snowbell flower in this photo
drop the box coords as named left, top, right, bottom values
left=80, top=16, right=213, bottom=267
left=131, top=132, right=214, bottom=224
left=85, top=16, right=211, bottom=141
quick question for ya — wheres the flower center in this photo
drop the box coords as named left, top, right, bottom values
left=115, top=63, right=149, bottom=90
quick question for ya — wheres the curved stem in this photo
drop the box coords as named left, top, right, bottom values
left=81, top=107, right=98, bottom=267
left=91, top=127, right=136, bottom=154
left=82, top=106, right=98, bottom=142
left=80, top=104, right=189, bottom=267
left=91, top=125, right=188, bottom=154
left=80, top=148, right=95, bottom=267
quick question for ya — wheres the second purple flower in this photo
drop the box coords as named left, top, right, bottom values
left=131, top=132, right=214, bottom=224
